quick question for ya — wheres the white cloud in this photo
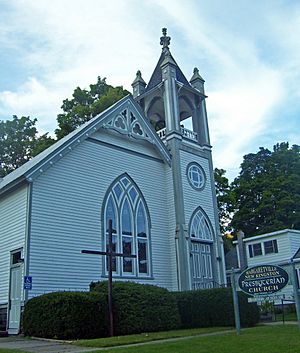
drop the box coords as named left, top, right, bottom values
left=0, top=77, right=62, bottom=134
left=0, top=0, right=299, bottom=180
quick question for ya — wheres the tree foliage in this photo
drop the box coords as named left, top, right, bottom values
left=55, top=77, right=129, bottom=139
left=231, top=142, right=300, bottom=237
left=214, top=168, right=235, bottom=234
left=0, top=116, right=55, bottom=177
left=0, top=77, right=129, bottom=178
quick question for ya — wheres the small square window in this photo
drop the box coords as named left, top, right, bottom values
left=12, top=251, right=22, bottom=265
left=248, top=243, right=262, bottom=257
left=253, top=243, right=262, bottom=256
left=264, top=240, right=278, bottom=254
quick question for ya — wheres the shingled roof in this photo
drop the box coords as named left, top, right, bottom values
left=145, top=51, right=191, bottom=92
left=145, top=28, right=191, bottom=92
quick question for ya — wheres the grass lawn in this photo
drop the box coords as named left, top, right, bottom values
left=75, top=327, right=231, bottom=348
left=275, top=311, right=297, bottom=321
left=76, top=325, right=300, bottom=353
left=0, top=348, right=29, bottom=353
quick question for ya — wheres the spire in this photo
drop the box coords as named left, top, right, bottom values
left=131, top=70, right=146, bottom=98
left=160, top=28, right=171, bottom=53
left=190, top=67, right=205, bottom=93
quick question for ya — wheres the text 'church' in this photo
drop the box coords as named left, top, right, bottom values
left=0, top=29, right=226, bottom=334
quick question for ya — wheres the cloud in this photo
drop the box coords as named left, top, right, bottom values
left=0, top=0, right=299, bottom=181
left=0, top=77, right=62, bottom=134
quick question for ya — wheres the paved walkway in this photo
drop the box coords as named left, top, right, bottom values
left=0, top=336, right=99, bottom=353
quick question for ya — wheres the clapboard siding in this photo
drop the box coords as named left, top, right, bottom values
left=29, top=136, right=177, bottom=298
left=179, top=148, right=224, bottom=284
left=288, top=231, right=300, bottom=256
left=0, top=185, right=28, bottom=304
left=245, top=233, right=293, bottom=266
left=180, top=149, right=216, bottom=234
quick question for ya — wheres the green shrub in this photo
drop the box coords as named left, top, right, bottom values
left=91, top=281, right=181, bottom=335
left=23, top=291, right=107, bottom=339
left=174, top=287, right=259, bottom=328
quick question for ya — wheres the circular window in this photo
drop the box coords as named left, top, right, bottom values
left=187, top=163, right=206, bottom=190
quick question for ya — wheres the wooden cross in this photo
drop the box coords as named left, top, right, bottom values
left=81, top=219, right=136, bottom=337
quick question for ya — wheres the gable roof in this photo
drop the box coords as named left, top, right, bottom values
left=0, top=95, right=171, bottom=195
left=145, top=51, right=191, bottom=92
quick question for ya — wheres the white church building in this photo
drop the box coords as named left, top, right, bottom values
left=0, top=29, right=226, bottom=334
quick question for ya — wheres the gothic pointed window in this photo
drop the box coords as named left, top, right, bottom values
left=105, top=196, right=118, bottom=272
left=103, top=175, right=151, bottom=277
left=189, top=208, right=214, bottom=290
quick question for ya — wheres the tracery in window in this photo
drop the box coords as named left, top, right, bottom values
left=189, top=208, right=214, bottom=289
left=187, top=163, right=206, bottom=190
left=190, top=209, right=213, bottom=241
left=104, top=175, right=151, bottom=277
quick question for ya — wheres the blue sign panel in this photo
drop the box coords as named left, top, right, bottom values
left=24, top=276, right=32, bottom=290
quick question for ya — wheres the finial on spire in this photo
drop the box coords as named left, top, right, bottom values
left=160, top=28, right=171, bottom=51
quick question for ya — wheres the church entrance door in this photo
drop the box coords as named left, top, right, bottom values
left=8, top=251, right=23, bottom=335
left=191, top=241, right=213, bottom=289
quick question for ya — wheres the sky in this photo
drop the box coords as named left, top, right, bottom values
left=0, top=0, right=299, bottom=180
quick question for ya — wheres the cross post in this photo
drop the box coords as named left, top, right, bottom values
left=81, top=219, right=136, bottom=337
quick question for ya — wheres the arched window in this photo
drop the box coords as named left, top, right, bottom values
left=189, top=208, right=214, bottom=289
left=190, top=210, right=213, bottom=241
left=103, top=175, right=151, bottom=277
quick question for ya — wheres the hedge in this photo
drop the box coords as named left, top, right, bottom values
left=174, top=287, right=259, bottom=328
left=91, top=281, right=181, bottom=335
left=23, top=291, right=107, bottom=339
left=23, top=284, right=259, bottom=339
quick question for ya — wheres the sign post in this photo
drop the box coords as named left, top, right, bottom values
left=290, top=260, right=300, bottom=331
left=231, top=268, right=241, bottom=335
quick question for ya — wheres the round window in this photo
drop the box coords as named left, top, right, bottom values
left=187, top=163, right=206, bottom=190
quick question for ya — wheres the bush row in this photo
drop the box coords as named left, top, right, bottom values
left=175, top=287, right=259, bottom=328
left=23, top=282, right=259, bottom=339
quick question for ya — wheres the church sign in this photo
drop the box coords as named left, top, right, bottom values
left=238, top=265, right=289, bottom=296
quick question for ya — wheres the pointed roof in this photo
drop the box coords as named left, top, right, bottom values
left=0, top=95, right=171, bottom=195
left=145, top=29, right=191, bottom=92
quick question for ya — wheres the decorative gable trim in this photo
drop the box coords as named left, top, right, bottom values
left=102, top=106, right=152, bottom=143
left=0, top=95, right=171, bottom=194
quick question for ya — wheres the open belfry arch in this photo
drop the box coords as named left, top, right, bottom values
left=132, top=28, right=225, bottom=290
left=0, top=28, right=226, bottom=334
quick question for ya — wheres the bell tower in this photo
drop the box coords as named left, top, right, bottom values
left=132, top=29, right=226, bottom=291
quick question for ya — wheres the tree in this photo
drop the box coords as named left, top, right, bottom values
left=0, top=116, right=55, bottom=177
left=214, top=168, right=235, bottom=234
left=55, top=77, right=129, bottom=139
left=231, top=142, right=300, bottom=237
left=0, top=77, right=129, bottom=178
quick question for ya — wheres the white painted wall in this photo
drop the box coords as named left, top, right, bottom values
left=180, top=149, right=217, bottom=231
left=28, top=130, right=178, bottom=298
left=0, top=185, right=28, bottom=304
left=246, top=234, right=292, bottom=267
left=179, top=147, right=223, bottom=285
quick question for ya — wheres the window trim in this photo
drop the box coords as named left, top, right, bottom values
left=102, top=174, right=152, bottom=279
left=263, top=239, right=278, bottom=255
left=186, top=162, right=206, bottom=191
left=248, top=239, right=279, bottom=258
left=248, top=243, right=262, bottom=258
